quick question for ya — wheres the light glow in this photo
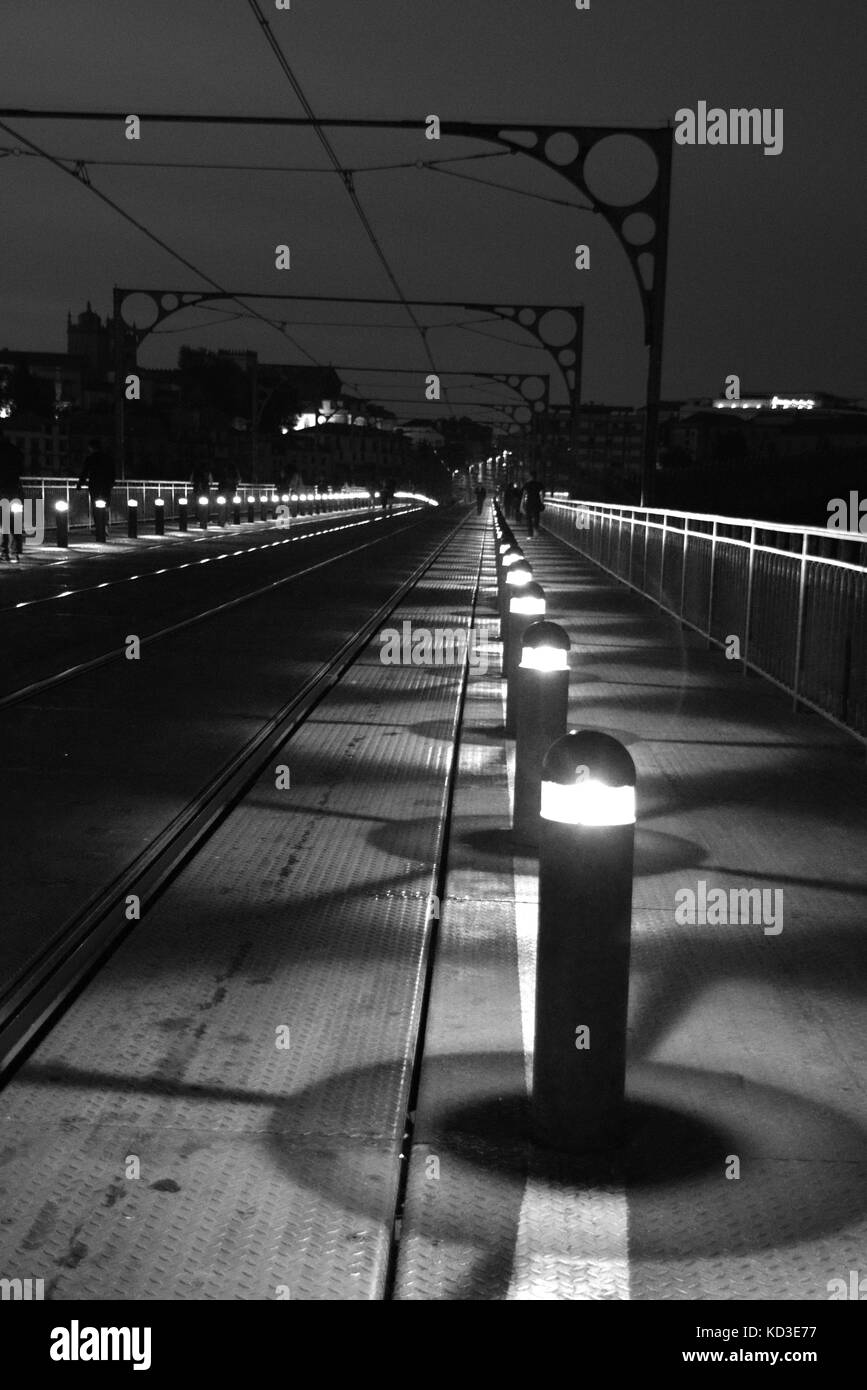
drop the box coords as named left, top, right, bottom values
left=541, top=778, right=636, bottom=827
left=510, top=594, right=545, bottom=616
left=520, top=645, right=567, bottom=671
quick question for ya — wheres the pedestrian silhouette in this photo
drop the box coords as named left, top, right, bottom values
left=76, top=439, right=115, bottom=532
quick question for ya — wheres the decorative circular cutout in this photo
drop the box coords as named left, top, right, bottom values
left=512, top=404, right=532, bottom=425
left=582, top=134, right=659, bottom=207
left=518, top=308, right=537, bottom=327
left=520, top=375, right=546, bottom=401
left=621, top=212, right=656, bottom=246
left=119, top=292, right=159, bottom=331
left=538, top=309, right=576, bottom=348
left=558, top=348, right=576, bottom=366
left=544, top=132, right=580, bottom=167
left=161, top=293, right=179, bottom=311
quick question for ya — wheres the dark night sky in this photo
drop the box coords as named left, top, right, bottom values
left=1, top=0, right=864, bottom=419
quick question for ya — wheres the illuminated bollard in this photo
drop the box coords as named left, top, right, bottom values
left=178, top=496, right=188, bottom=531
left=289, top=492, right=299, bottom=518
left=505, top=581, right=546, bottom=737
left=154, top=498, right=165, bottom=535
left=232, top=494, right=241, bottom=525
left=533, top=731, right=637, bottom=1154
left=94, top=498, right=107, bottom=542
left=55, top=499, right=69, bottom=548
left=496, top=536, right=515, bottom=586
left=246, top=494, right=255, bottom=524
left=127, top=498, right=138, bottom=539
left=216, top=494, right=227, bottom=527
left=500, top=554, right=530, bottom=645
left=513, top=622, right=571, bottom=845
left=259, top=493, right=269, bottom=522
left=197, top=494, right=209, bottom=529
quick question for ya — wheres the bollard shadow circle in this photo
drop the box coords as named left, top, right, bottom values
left=371, top=815, right=708, bottom=878
left=266, top=1052, right=867, bottom=1265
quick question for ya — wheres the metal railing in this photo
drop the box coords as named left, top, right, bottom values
left=543, top=498, right=867, bottom=745
left=21, top=478, right=377, bottom=529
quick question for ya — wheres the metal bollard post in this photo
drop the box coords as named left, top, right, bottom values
left=127, top=498, right=138, bottom=539
left=178, top=496, right=188, bottom=531
left=259, top=493, right=269, bottom=522
left=500, top=554, right=531, bottom=647
left=246, top=494, right=255, bottom=524
left=154, top=498, right=165, bottom=535
left=197, top=494, right=209, bottom=529
left=93, top=498, right=107, bottom=542
left=55, top=500, right=69, bottom=548
left=505, top=581, right=546, bottom=736
left=533, top=730, right=637, bottom=1153
left=513, top=621, right=571, bottom=845
left=216, top=494, right=227, bottom=527
left=232, top=494, right=241, bottom=525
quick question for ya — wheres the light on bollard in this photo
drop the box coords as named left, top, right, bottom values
left=246, top=494, right=255, bottom=524
left=232, top=493, right=242, bottom=524
left=55, top=499, right=69, bottom=548
left=154, top=497, right=165, bottom=535
left=505, top=581, right=546, bottom=736
left=197, top=494, right=209, bottom=529
left=513, top=621, right=571, bottom=844
left=178, top=496, right=188, bottom=531
left=127, top=497, right=138, bottom=539
left=533, top=730, right=637, bottom=1154
left=216, top=494, right=228, bottom=527
left=259, top=492, right=268, bottom=522
left=500, top=555, right=532, bottom=638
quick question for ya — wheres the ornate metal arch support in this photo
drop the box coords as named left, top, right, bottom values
left=440, top=122, right=671, bottom=504
left=113, top=289, right=580, bottom=479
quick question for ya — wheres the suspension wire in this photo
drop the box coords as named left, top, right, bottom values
left=244, top=0, right=453, bottom=414
left=0, top=117, right=320, bottom=365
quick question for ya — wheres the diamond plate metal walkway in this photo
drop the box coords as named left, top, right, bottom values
left=0, top=517, right=486, bottom=1300
left=392, top=515, right=867, bottom=1301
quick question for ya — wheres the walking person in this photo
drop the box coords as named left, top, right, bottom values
left=0, top=425, right=25, bottom=563
left=76, top=439, right=115, bottom=532
left=474, top=483, right=487, bottom=516
left=521, top=474, right=544, bottom=538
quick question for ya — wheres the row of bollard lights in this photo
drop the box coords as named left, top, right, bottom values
left=492, top=501, right=637, bottom=1155
left=50, top=489, right=377, bottom=547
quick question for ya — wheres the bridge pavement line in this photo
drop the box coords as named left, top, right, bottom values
left=0, top=508, right=429, bottom=712
left=501, top=683, right=631, bottom=1302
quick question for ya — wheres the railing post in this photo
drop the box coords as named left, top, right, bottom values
left=642, top=509, right=650, bottom=592
left=743, top=525, right=756, bottom=673
left=679, top=517, right=689, bottom=624
left=659, top=511, right=668, bottom=603
left=706, top=519, right=719, bottom=646
left=792, top=531, right=810, bottom=711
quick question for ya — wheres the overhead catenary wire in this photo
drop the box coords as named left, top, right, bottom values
left=244, top=0, right=454, bottom=415
left=0, top=117, right=320, bottom=366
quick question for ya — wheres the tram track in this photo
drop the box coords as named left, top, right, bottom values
left=0, top=505, right=472, bottom=1080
